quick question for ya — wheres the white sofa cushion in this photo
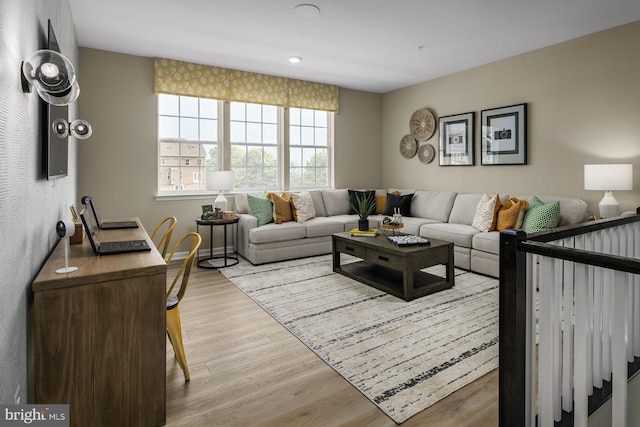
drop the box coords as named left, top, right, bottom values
left=249, top=221, right=306, bottom=244
left=411, top=190, right=457, bottom=223
left=420, top=222, right=479, bottom=248
left=305, top=217, right=345, bottom=238
left=449, top=193, right=485, bottom=225
left=322, top=189, right=350, bottom=216
left=472, top=231, right=501, bottom=255
left=308, top=190, right=327, bottom=217
left=234, top=193, right=250, bottom=214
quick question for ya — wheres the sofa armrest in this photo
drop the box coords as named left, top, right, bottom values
left=236, top=213, right=257, bottom=259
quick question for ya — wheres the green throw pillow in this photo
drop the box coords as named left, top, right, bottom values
left=521, top=197, right=560, bottom=233
left=247, top=194, right=273, bottom=226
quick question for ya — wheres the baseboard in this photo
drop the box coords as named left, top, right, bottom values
left=168, top=246, right=235, bottom=262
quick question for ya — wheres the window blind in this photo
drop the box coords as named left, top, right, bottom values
left=154, top=57, right=339, bottom=112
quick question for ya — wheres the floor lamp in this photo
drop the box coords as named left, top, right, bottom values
left=584, top=164, right=633, bottom=218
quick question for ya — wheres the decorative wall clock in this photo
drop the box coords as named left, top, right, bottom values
left=410, top=108, right=436, bottom=141
left=418, top=143, right=435, bottom=164
left=399, top=134, right=418, bottom=158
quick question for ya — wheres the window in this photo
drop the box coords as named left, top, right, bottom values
left=289, top=108, right=330, bottom=188
left=158, top=94, right=220, bottom=192
left=230, top=102, right=279, bottom=190
left=158, top=96, right=332, bottom=194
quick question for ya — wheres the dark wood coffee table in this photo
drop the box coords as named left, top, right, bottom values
left=332, top=232, right=455, bottom=301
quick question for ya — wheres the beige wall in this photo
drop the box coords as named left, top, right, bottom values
left=77, top=49, right=383, bottom=248
left=78, top=21, right=640, bottom=247
left=382, top=21, right=640, bottom=217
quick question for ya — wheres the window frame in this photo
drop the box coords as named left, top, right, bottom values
left=156, top=95, right=333, bottom=198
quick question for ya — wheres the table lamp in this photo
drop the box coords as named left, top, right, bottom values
left=584, top=164, right=633, bottom=218
left=207, top=170, right=235, bottom=212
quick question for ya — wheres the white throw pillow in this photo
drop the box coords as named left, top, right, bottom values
left=290, top=190, right=316, bottom=223
left=472, top=193, right=497, bottom=232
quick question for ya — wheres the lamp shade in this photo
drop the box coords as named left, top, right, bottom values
left=206, top=170, right=235, bottom=191
left=584, top=164, right=633, bottom=191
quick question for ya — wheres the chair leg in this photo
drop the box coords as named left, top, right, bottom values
left=166, top=307, right=190, bottom=381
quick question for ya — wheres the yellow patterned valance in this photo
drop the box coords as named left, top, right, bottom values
left=154, top=57, right=339, bottom=112
left=154, top=58, right=230, bottom=99
left=229, top=70, right=289, bottom=107
left=288, top=79, right=339, bottom=112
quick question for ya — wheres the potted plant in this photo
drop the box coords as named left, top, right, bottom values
left=352, top=192, right=376, bottom=231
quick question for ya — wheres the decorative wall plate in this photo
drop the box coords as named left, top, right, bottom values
left=410, top=108, right=436, bottom=141
left=399, top=134, right=418, bottom=158
left=418, top=143, right=435, bottom=164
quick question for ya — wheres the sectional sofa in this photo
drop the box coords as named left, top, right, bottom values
left=233, top=189, right=588, bottom=278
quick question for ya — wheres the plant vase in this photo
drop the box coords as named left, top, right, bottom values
left=358, top=219, right=369, bottom=231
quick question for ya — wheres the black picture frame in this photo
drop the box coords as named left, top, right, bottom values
left=438, top=112, right=474, bottom=166
left=480, top=103, right=527, bottom=165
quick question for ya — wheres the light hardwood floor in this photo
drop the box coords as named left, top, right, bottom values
left=165, top=262, right=499, bottom=426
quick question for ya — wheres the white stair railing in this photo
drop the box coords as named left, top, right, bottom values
left=534, top=222, right=639, bottom=426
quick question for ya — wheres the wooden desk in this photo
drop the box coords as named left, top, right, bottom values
left=31, top=219, right=167, bottom=426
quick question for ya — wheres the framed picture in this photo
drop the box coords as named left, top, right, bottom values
left=201, top=204, right=213, bottom=216
left=438, top=112, right=474, bottom=166
left=480, top=103, right=527, bottom=165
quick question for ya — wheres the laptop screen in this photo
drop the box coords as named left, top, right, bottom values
left=79, top=209, right=100, bottom=254
left=87, top=197, right=103, bottom=227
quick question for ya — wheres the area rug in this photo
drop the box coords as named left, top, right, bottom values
left=220, top=255, right=499, bottom=424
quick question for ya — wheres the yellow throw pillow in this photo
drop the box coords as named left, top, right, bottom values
left=497, top=198, right=530, bottom=231
left=489, top=195, right=503, bottom=231
left=266, top=192, right=292, bottom=224
left=376, top=190, right=400, bottom=214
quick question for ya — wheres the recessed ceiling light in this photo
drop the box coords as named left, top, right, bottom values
left=289, top=56, right=302, bottom=64
left=294, top=4, right=320, bottom=17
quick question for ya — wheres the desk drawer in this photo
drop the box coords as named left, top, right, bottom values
left=335, top=240, right=366, bottom=258
left=365, top=248, right=404, bottom=270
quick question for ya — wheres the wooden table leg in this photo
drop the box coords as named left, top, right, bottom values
left=446, top=245, right=455, bottom=287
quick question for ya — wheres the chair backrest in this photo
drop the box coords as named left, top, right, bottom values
left=165, top=232, right=202, bottom=304
left=150, top=216, right=177, bottom=259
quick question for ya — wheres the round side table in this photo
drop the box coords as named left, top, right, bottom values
left=195, top=217, right=239, bottom=268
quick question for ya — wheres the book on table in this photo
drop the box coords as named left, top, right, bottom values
left=349, top=228, right=378, bottom=237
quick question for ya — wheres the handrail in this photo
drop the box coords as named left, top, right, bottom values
left=518, top=240, right=640, bottom=275
left=499, top=210, right=640, bottom=426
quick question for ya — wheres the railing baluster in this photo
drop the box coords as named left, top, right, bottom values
left=593, top=231, right=604, bottom=388
left=561, top=237, right=574, bottom=413
left=612, top=270, right=628, bottom=427
left=539, top=256, right=555, bottom=426
left=574, top=238, right=589, bottom=427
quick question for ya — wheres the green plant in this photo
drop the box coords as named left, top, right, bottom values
left=351, top=192, right=376, bottom=220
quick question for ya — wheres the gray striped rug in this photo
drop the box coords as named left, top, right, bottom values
left=221, top=254, right=499, bottom=424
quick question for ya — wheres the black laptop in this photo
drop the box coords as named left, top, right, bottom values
left=79, top=209, right=151, bottom=256
left=82, top=195, right=138, bottom=229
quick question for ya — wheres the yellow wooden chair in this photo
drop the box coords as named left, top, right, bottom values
left=150, top=216, right=177, bottom=259
left=165, top=231, right=202, bottom=381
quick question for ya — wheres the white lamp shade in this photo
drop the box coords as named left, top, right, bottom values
left=584, top=164, right=633, bottom=191
left=206, top=171, right=235, bottom=191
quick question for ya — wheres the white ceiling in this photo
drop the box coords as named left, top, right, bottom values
left=68, top=0, right=640, bottom=93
